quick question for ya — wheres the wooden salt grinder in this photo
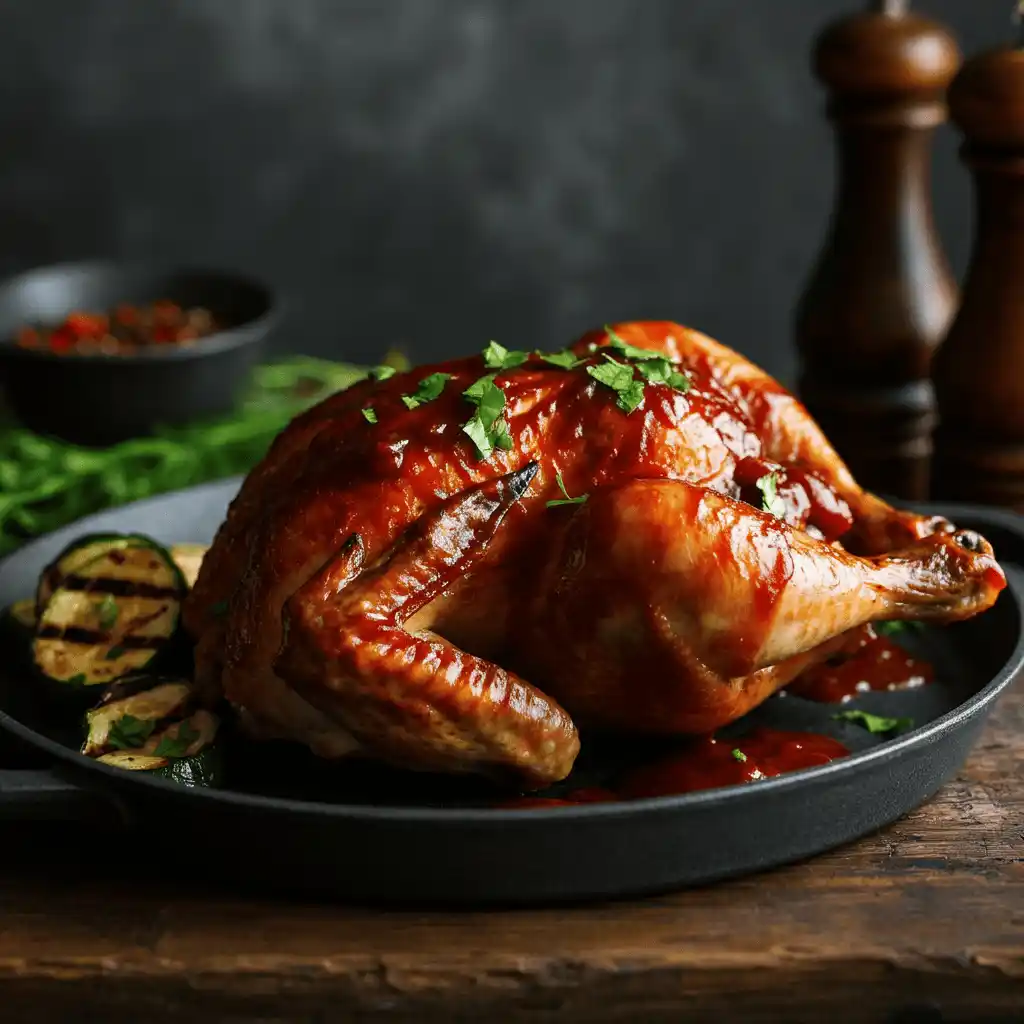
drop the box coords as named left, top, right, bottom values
left=931, top=41, right=1024, bottom=508
left=795, top=0, right=960, bottom=501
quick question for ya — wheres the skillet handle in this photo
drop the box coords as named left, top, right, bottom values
left=0, top=768, right=117, bottom=820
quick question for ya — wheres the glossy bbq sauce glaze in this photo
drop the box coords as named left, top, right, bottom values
left=499, top=728, right=850, bottom=808
left=786, top=623, right=934, bottom=703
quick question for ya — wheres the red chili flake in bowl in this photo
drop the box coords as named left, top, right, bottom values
left=15, top=300, right=222, bottom=356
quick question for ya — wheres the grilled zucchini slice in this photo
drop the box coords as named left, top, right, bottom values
left=32, top=538, right=187, bottom=693
left=83, top=678, right=194, bottom=757
left=85, top=674, right=222, bottom=787
left=36, top=533, right=146, bottom=614
left=95, top=745, right=224, bottom=787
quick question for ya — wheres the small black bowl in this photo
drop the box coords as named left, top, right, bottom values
left=0, top=261, right=281, bottom=446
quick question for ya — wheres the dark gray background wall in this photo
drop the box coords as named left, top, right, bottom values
left=0, top=0, right=1008, bottom=384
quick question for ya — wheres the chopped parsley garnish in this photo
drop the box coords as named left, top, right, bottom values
left=617, top=380, right=646, bottom=413
left=210, top=600, right=228, bottom=619
left=546, top=471, right=589, bottom=508
left=589, top=355, right=634, bottom=391
left=361, top=407, right=377, bottom=424
left=604, top=323, right=659, bottom=361
left=588, top=356, right=646, bottom=414
left=369, top=365, right=397, bottom=381
left=756, top=472, right=786, bottom=518
left=401, top=372, right=451, bottom=410
left=731, top=748, right=748, bottom=763
left=153, top=719, right=202, bottom=758
left=636, top=356, right=691, bottom=392
left=461, top=375, right=513, bottom=459
left=603, top=325, right=690, bottom=390
left=585, top=331, right=690, bottom=411
left=875, top=620, right=924, bottom=636
left=108, top=714, right=157, bottom=751
left=104, top=644, right=127, bottom=660
left=832, top=709, right=914, bottom=736
left=537, top=348, right=582, bottom=370
left=95, top=594, right=119, bottom=630
left=66, top=673, right=87, bottom=686
left=483, top=340, right=528, bottom=370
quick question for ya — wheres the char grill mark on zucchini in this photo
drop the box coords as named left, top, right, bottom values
left=36, top=534, right=145, bottom=612
left=33, top=537, right=186, bottom=688
left=48, top=576, right=182, bottom=600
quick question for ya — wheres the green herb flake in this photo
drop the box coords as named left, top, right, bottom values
left=537, top=349, right=582, bottom=370
left=461, top=375, right=511, bottom=460
left=153, top=720, right=202, bottom=758
left=94, top=594, right=119, bottom=630
left=587, top=356, right=647, bottom=414
left=482, top=340, right=528, bottom=371
left=401, top=372, right=451, bottom=410
left=369, top=365, right=397, bottom=381
left=104, top=644, right=127, bottom=660
left=875, top=620, right=924, bottom=637
left=210, top=600, right=229, bottom=619
left=756, top=472, right=786, bottom=518
left=66, top=673, right=87, bottom=686
left=832, top=709, right=915, bottom=736
left=108, top=714, right=157, bottom=751
left=588, top=357, right=635, bottom=392
left=361, top=407, right=378, bottom=424
left=493, top=421, right=515, bottom=451
left=465, top=375, right=506, bottom=424
left=463, top=373, right=497, bottom=403
left=604, top=324, right=660, bottom=361
left=461, top=416, right=494, bottom=460
left=546, top=470, right=589, bottom=508
left=731, top=748, right=748, bottom=763
left=617, top=378, right=646, bottom=414
left=636, top=356, right=691, bottom=393
left=668, top=371, right=691, bottom=392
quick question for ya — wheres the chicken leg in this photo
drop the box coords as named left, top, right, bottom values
left=518, top=479, right=1005, bottom=734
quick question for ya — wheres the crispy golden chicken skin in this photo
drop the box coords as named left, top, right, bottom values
left=183, top=322, right=1004, bottom=789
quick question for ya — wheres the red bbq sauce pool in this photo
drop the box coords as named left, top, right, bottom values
left=786, top=623, right=934, bottom=703
left=496, top=728, right=849, bottom=808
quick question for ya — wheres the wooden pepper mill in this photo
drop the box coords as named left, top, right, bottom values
left=794, top=0, right=960, bottom=501
left=930, top=33, right=1024, bottom=508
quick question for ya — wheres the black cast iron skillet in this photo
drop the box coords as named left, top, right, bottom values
left=0, top=478, right=1022, bottom=906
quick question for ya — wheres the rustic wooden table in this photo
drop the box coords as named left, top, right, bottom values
left=0, top=684, right=1020, bottom=1024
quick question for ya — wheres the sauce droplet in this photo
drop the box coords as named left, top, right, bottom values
left=789, top=624, right=934, bottom=703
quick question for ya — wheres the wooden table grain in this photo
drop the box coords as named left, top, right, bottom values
left=0, top=685, right=1020, bottom=1024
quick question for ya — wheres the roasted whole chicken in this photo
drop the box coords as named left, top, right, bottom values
left=184, top=322, right=1005, bottom=789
